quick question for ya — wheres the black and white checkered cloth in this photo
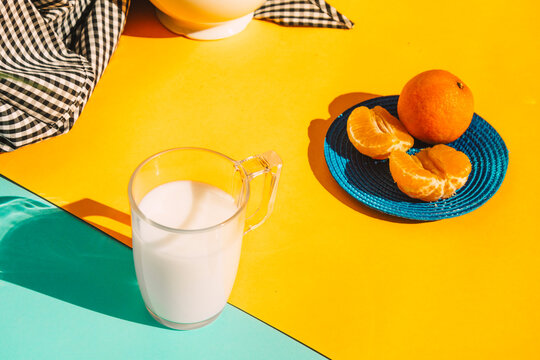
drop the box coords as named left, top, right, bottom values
left=0, top=0, right=352, bottom=152
left=255, top=0, right=353, bottom=29
left=0, top=0, right=128, bottom=152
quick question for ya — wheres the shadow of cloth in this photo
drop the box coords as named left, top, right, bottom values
left=307, top=92, right=421, bottom=224
left=63, top=199, right=132, bottom=247
left=0, top=196, right=163, bottom=328
left=122, top=0, right=176, bottom=38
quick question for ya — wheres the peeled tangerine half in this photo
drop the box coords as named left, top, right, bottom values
left=347, top=106, right=414, bottom=160
left=389, top=145, right=472, bottom=202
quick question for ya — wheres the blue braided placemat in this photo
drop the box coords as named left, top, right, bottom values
left=324, top=95, right=509, bottom=221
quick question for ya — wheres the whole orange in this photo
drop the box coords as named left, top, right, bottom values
left=397, top=70, right=474, bottom=144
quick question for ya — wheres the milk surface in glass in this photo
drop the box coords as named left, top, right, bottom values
left=132, top=180, right=243, bottom=324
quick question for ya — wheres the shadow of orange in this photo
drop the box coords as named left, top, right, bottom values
left=63, top=199, right=132, bottom=247
left=308, top=92, right=421, bottom=224
left=122, top=0, right=176, bottom=38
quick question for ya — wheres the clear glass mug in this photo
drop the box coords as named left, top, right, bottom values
left=128, top=148, right=282, bottom=330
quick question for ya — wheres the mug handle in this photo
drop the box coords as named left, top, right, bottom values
left=238, top=151, right=282, bottom=234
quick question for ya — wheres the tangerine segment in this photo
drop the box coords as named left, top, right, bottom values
left=415, top=145, right=471, bottom=198
left=389, top=145, right=472, bottom=202
left=347, top=106, right=414, bottom=160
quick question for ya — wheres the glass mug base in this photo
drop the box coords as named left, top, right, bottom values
left=146, top=306, right=223, bottom=330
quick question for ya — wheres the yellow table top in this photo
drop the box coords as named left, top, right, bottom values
left=1, top=0, right=539, bottom=358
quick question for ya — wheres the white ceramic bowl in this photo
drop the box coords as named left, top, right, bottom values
left=149, top=0, right=267, bottom=40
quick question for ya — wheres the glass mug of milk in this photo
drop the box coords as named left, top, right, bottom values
left=128, top=147, right=281, bottom=330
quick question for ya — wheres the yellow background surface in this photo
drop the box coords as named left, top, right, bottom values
left=1, top=0, right=539, bottom=358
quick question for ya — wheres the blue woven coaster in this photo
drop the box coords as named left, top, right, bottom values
left=324, top=95, right=509, bottom=221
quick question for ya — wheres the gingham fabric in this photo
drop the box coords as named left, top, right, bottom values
left=254, top=0, right=353, bottom=29
left=0, top=0, right=129, bottom=152
left=0, top=0, right=352, bottom=152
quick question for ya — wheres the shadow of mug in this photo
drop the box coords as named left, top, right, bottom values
left=63, top=198, right=132, bottom=247
left=0, top=196, right=163, bottom=328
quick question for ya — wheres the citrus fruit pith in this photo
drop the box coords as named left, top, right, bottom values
left=389, top=144, right=472, bottom=202
left=347, top=105, right=414, bottom=160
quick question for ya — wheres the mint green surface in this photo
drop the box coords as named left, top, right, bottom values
left=0, top=176, right=327, bottom=359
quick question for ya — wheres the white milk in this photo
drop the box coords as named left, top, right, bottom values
left=132, top=180, right=244, bottom=324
